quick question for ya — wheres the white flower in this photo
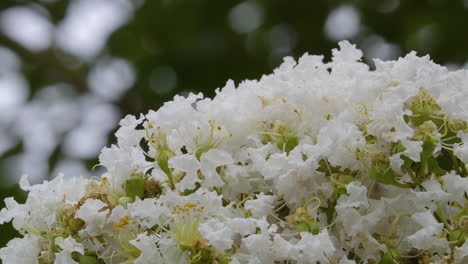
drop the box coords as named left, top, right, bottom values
left=0, top=197, right=27, bottom=230
left=442, top=171, right=468, bottom=204
left=317, top=116, right=365, bottom=170
left=75, top=198, right=109, bottom=236
left=130, top=233, right=163, bottom=264
left=244, top=193, right=276, bottom=217
left=1, top=41, right=467, bottom=264
left=296, top=229, right=336, bottom=264
left=199, top=219, right=234, bottom=251
left=54, top=236, right=84, bottom=264
left=454, top=131, right=468, bottom=163
left=169, top=154, right=201, bottom=191
left=407, top=211, right=447, bottom=253
left=0, top=235, right=40, bottom=264
left=115, top=114, right=145, bottom=149
left=128, top=198, right=169, bottom=229
left=200, top=148, right=234, bottom=188
left=454, top=240, right=468, bottom=264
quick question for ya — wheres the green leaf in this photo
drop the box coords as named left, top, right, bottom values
left=369, top=164, right=397, bottom=185
left=370, top=164, right=410, bottom=188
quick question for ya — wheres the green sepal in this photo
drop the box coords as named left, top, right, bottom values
left=157, top=149, right=175, bottom=177
left=195, top=144, right=213, bottom=160
left=401, top=154, right=415, bottom=179
left=448, top=229, right=466, bottom=250
left=418, top=137, right=445, bottom=176
left=181, top=182, right=202, bottom=196
left=157, top=148, right=176, bottom=189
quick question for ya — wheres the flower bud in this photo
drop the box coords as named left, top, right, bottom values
left=124, top=174, right=145, bottom=201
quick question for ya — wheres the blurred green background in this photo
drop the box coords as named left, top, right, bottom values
left=0, top=0, right=467, bottom=248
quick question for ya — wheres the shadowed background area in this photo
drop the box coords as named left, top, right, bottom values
left=0, top=0, right=467, bottom=247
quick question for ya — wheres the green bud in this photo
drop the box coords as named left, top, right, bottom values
left=308, top=220, right=320, bottom=235
left=271, top=120, right=299, bottom=154
left=68, top=218, right=85, bottom=233
left=296, top=220, right=320, bottom=235
left=124, top=174, right=145, bottom=200
left=181, top=182, right=201, bottom=196
left=409, top=88, right=442, bottom=127
left=379, top=248, right=400, bottom=264
left=450, top=119, right=467, bottom=133
left=415, top=121, right=437, bottom=140
left=219, top=257, right=232, bottom=264
left=276, top=131, right=299, bottom=154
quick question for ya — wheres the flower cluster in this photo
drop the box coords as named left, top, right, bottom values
left=1, top=41, right=468, bottom=264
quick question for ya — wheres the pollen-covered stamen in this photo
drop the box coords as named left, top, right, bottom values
left=112, top=216, right=141, bottom=260
left=169, top=203, right=230, bottom=263
left=171, top=203, right=205, bottom=217
left=114, top=215, right=136, bottom=228
left=170, top=203, right=207, bottom=250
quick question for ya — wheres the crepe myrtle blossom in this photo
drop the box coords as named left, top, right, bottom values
left=1, top=41, right=468, bottom=264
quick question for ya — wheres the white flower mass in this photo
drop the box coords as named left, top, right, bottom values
left=1, top=41, right=468, bottom=264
